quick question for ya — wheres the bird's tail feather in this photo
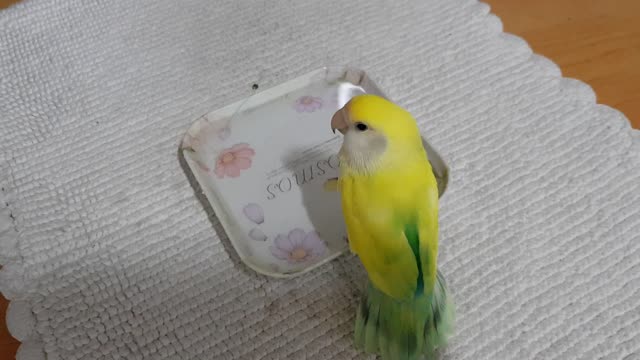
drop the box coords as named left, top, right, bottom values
left=354, top=270, right=454, bottom=360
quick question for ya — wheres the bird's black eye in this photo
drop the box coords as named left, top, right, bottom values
left=355, top=122, right=368, bottom=131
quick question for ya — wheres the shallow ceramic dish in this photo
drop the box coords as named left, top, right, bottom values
left=181, top=67, right=449, bottom=277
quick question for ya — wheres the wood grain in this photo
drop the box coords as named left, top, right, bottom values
left=484, top=0, right=640, bottom=128
left=0, top=0, right=638, bottom=359
left=0, top=0, right=18, bottom=9
left=0, top=296, right=19, bottom=360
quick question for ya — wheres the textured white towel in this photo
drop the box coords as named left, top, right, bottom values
left=1, top=0, right=639, bottom=359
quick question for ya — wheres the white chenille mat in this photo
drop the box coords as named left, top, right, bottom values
left=1, top=0, right=639, bottom=359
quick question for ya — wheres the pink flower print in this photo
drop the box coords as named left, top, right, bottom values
left=270, top=229, right=327, bottom=264
left=214, top=143, right=255, bottom=178
left=294, top=96, right=323, bottom=113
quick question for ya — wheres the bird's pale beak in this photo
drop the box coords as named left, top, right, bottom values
left=331, top=108, right=349, bottom=134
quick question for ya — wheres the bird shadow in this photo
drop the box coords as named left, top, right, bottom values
left=280, top=147, right=350, bottom=258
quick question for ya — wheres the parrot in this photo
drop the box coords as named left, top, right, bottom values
left=329, top=94, right=454, bottom=360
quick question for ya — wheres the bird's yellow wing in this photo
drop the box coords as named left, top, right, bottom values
left=339, top=172, right=421, bottom=300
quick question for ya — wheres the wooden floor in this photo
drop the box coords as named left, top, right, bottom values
left=0, top=0, right=639, bottom=359
left=487, top=0, right=640, bottom=128
left=0, top=295, right=17, bottom=360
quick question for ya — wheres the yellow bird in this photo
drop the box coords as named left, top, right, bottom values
left=330, top=94, right=454, bottom=359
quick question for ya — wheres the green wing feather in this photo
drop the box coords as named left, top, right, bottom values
left=404, top=220, right=424, bottom=295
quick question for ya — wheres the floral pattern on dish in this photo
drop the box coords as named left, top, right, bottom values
left=270, top=229, right=327, bottom=264
left=214, top=143, right=255, bottom=178
left=294, top=96, right=323, bottom=113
